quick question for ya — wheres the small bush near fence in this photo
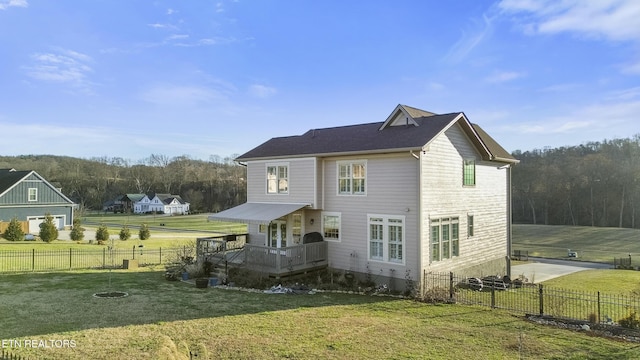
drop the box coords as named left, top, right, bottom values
left=421, top=271, right=640, bottom=330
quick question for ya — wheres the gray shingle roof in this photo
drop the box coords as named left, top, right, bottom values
left=0, top=169, right=31, bottom=195
left=237, top=112, right=460, bottom=160
left=236, top=104, right=517, bottom=163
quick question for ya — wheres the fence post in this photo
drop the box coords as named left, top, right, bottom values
left=491, top=285, right=496, bottom=309
left=449, top=272, right=454, bottom=301
left=597, top=291, right=601, bottom=324
left=132, top=246, right=135, bottom=260
left=539, top=284, right=544, bottom=316
left=159, top=247, right=162, bottom=264
left=69, top=248, right=72, bottom=270
left=32, top=248, right=35, bottom=271
left=103, top=248, right=106, bottom=268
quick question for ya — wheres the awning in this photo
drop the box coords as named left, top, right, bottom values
left=208, top=202, right=309, bottom=225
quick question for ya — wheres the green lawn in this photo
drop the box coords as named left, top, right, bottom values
left=83, top=212, right=247, bottom=233
left=512, top=224, right=640, bottom=264
left=543, top=269, right=640, bottom=295
left=0, top=270, right=638, bottom=359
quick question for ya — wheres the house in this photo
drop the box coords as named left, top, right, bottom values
left=208, top=104, right=519, bottom=288
left=133, top=193, right=190, bottom=215
left=0, top=168, right=76, bottom=234
left=103, top=193, right=146, bottom=213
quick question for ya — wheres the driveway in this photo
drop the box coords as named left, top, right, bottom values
left=511, top=257, right=611, bottom=283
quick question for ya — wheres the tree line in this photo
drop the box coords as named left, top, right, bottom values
left=512, top=135, right=640, bottom=228
left=0, top=154, right=247, bottom=214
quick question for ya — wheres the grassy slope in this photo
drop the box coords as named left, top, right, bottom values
left=1, top=270, right=637, bottom=360
left=513, top=224, right=640, bottom=264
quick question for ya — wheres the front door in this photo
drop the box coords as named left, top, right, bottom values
left=269, top=221, right=287, bottom=248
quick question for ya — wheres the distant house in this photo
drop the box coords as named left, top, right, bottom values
left=208, top=104, right=518, bottom=286
left=0, top=168, right=76, bottom=233
left=133, top=193, right=190, bottom=215
left=103, top=193, right=146, bottom=213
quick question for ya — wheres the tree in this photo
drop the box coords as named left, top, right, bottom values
left=138, top=223, right=151, bottom=240
left=70, top=218, right=85, bottom=242
left=119, top=225, right=131, bottom=241
left=95, top=223, right=110, bottom=245
left=3, top=217, right=25, bottom=241
left=39, top=213, right=59, bottom=243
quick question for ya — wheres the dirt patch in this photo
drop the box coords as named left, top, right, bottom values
left=93, top=291, right=129, bottom=298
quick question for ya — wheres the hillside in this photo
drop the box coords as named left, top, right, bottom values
left=512, top=224, right=640, bottom=263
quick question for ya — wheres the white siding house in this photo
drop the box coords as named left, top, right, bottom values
left=133, top=193, right=190, bottom=215
left=209, top=104, right=518, bottom=289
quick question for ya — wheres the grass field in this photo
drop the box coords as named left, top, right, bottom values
left=512, top=224, right=640, bottom=264
left=84, top=212, right=247, bottom=233
left=2, top=270, right=639, bottom=360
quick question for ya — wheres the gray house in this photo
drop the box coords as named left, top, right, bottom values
left=209, top=105, right=518, bottom=288
left=0, top=169, right=76, bottom=233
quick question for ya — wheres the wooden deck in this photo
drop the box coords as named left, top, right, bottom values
left=197, top=235, right=328, bottom=278
left=243, top=242, right=328, bottom=278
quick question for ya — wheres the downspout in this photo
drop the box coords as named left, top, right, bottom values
left=506, top=165, right=513, bottom=278
left=411, top=150, right=422, bottom=295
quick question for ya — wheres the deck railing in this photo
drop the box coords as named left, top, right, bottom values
left=244, top=242, right=328, bottom=277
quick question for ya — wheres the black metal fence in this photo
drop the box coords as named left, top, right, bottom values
left=422, top=271, right=640, bottom=326
left=614, top=256, right=633, bottom=269
left=0, top=247, right=189, bottom=273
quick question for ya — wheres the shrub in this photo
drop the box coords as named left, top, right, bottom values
left=139, top=223, right=151, bottom=240
left=70, top=218, right=85, bottom=242
left=39, top=213, right=59, bottom=243
left=619, top=312, right=640, bottom=329
left=3, top=217, right=25, bottom=241
left=95, top=223, right=110, bottom=244
left=119, top=225, right=131, bottom=241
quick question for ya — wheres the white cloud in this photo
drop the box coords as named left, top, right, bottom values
left=498, top=0, right=640, bottom=42
left=148, top=23, right=178, bottom=30
left=485, top=70, right=525, bottom=83
left=443, top=14, right=495, bottom=63
left=621, top=60, right=640, bottom=75
left=0, top=0, right=27, bottom=10
left=23, top=48, right=94, bottom=91
left=167, top=8, right=175, bottom=15
left=140, top=84, right=226, bottom=106
left=248, top=84, right=277, bottom=98
left=493, top=89, right=640, bottom=151
left=167, top=34, right=189, bottom=41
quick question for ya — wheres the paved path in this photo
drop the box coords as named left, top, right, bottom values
left=512, top=257, right=611, bottom=283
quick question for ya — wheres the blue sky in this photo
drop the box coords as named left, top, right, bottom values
left=1, top=0, right=639, bottom=162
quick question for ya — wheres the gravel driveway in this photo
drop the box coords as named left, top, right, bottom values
left=512, top=257, right=611, bottom=283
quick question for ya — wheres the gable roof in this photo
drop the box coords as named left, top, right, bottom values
left=149, top=193, right=187, bottom=205
left=0, top=169, right=75, bottom=204
left=236, top=105, right=518, bottom=163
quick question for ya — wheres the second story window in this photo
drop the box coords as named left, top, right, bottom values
left=338, top=161, right=366, bottom=195
left=28, top=188, right=37, bottom=202
left=463, top=159, right=476, bottom=186
left=267, top=164, right=288, bottom=194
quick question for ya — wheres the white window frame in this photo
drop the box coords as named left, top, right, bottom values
left=321, top=212, right=341, bottom=242
left=367, top=214, right=405, bottom=264
left=337, top=160, right=367, bottom=195
left=266, top=163, right=289, bottom=194
left=28, top=188, right=37, bottom=202
left=430, top=217, right=460, bottom=262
